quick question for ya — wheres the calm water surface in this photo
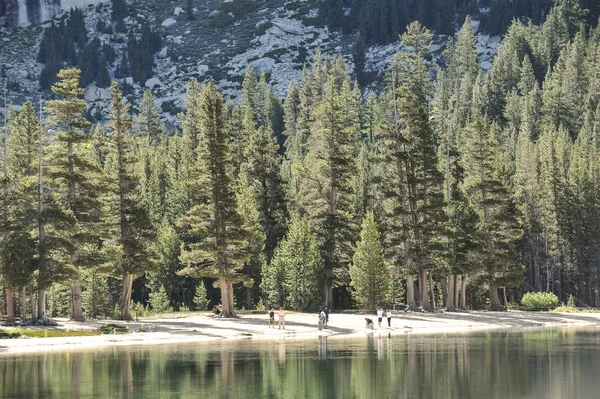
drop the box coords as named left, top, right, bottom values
left=1, top=327, right=600, bottom=399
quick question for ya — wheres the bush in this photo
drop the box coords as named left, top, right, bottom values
left=521, top=291, right=559, bottom=310
left=567, top=294, right=576, bottom=308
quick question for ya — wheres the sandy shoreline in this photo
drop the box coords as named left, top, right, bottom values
left=2, top=310, right=600, bottom=354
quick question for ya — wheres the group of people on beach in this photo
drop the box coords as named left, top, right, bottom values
left=365, top=308, right=392, bottom=329
left=267, top=306, right=394, bottom=331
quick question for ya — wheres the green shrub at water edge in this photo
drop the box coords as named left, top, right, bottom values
left=567, top=294, right=576, bottom=308
left=521, top=292, right=559, bottom=310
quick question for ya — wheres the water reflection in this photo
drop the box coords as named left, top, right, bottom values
left=1, top=327, right=600, bottom=398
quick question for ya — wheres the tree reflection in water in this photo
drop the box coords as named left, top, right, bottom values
left=1, top=327, right=600, bottom=398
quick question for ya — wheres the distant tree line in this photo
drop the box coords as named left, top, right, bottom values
left=320, top=0, right=600, bottom=44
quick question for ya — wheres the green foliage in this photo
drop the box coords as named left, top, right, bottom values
left=148, top=285, right=173, bottom=313
left=0, top=329, right=101, bottom=338
left=264, top=215, right=323, bottom=311
left=349, top=211, right=389, bottom=310
left=99, top=323, right=130, bottom=334
left=567, top=294, right=576, bottom=308
left=521, top=292, right=559, bottom=310
left=352, top=33, right=366, bottom=86
left=194, top=282, right=210, bottom=310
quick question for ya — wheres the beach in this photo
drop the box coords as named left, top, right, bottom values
left=1, top=310, right=600, bottom=354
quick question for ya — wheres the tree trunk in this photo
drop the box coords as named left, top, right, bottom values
left=503, top=286, right=508, bottom=309
left=460, top=273, right=468, bottom=310
left=21, top=287, right=26, bottom=320
left=488, top=280, right=504, bottom=311
left=455, top=274, right=460, bottom=309
left=418, top=270, right=431, bottom=310
left=29, top=284, right=36, bottom=321
left=37, top=289, right=48, bottom=324
left=219, top=275, right=236, bottom=317
left=324, top=268, right=333, bottom=310
left=446, top=274, right=456, bottom=312
left=5, top=283, right=14, bottom=325
left=406, top=274, right=417, bottom=310
left=71, top=280, right=84, bottom=321
left=120, top=272, right=134, bottom=320
left=429, top=272, right=436, bottom=309
left=440, top=277, right=447, bottom=308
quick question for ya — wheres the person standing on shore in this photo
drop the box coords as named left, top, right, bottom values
left=377, top=307, right=384, bottom=327
left=269, top=308, right=275, bottom=329
left=278, top=307, right=285, bottom=329
left=386, top=309, right=392, bottom=327
left=324, top=307, right=329, bottom=327
left=320, top=309, right=327, bottom=328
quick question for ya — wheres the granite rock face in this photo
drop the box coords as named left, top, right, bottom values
left=0, top=0, right=103, bottom=27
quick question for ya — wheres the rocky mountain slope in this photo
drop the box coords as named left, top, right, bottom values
left=0, top=0, right=501, bottom=130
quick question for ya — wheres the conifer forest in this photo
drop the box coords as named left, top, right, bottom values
left=3, top=0, right=600, bottom=323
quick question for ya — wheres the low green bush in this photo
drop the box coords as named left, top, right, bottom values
left=99, top=324, right=129, bottom=334
left=521, top=291, right=559, bottom=310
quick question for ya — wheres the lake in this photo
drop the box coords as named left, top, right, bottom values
left=1, top=327, right=600, bottom=398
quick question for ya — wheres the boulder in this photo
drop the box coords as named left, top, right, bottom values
left=161, top=18, right=177, bottom=28
left=158, top=47, right=169, bottom=58
left=251, top=57, right=276, bottom=74
left=272, top=21, right=303, bottom=35
left=174, top=7, right=184, bottom=16
left=209, top=10, right=220, bottom=18
left=471, top=19, right=480, bottom=33
left=481, top=61, right=492, bottom=70
left=84, top=85, right=111, bottom=103
left=429, top=44, right=442, bottom=53
left=145, top=78, right=163, bottom=88
left=198, top=64, right=209, bottom=75
left=125, top=77, right=134, bottom=85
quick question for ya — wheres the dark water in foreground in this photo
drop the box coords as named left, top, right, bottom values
left=1, top=327, right=600, bottom=399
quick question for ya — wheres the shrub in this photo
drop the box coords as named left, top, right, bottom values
left=567, top=294, right=576, bottom=308
left=521, top=291, right=559, bottom=310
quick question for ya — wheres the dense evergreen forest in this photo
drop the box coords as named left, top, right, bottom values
left=2, top=0, right=600, bottom=323
left=320, top=0, right=600, bottom=43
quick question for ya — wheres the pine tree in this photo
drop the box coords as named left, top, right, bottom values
left=138, top=89, right=165, bottom=143
left=105, top=82, right=157, bottom=320
left=378, top=88, right=447, bottom=310
left=263, top=215, right=323, bottom=310
left=177, top=83, right=253, bottom=317
left=241, top=124, right=288, bottom=263
left=46, top=68, right=103, bottom=322
left=349, top=211, right=389, bottom=311
left=352, top=32, right=367, bottom=87
left=233, top=172, right=265, bottom=310
left=301, top=75, right=357, bottom=310
left=461, top=116, right=523, bottom=310
left=391, top=21, right=434, bottom=104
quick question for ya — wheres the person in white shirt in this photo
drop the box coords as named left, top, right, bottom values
left=377, top=308, right=383, bottom=327
left=386, top=309, right=392, bottom=327
left=278, top=307, right=285, bottom=329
